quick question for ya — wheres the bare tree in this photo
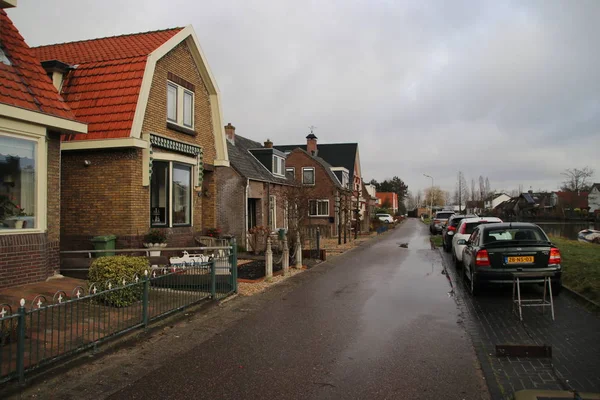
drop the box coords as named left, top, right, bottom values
left=415, top=189, right=422, bottom=208
left=479, top=176, right=485, bottom=201
left=561, top=167, right=594, bottom=193
left=425, top=186, right=447, bottom=207
left=470, top=178, right=476, bottom=202
left=455, top=171, right=468, bottom=212
left=485, top=177, right=491, bottom=198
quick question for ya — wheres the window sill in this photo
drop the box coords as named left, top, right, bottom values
left=167, top=122, right=197, bottom=136
left=302, top=183, right=316, bottom=186
left=309, top=215, right=330, bottom=218
left=0, top=228, right=45, bottom=235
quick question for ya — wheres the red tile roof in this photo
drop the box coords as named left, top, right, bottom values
left=0, top=10, right=78, bottom=121
left=32, top=28, right=183, bottom=140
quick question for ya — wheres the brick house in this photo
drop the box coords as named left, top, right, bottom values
left=0, top=4, right=87, bottom=288
left=275, top=134, right=366, bottom=233
left=283, top=147, right=350, bottom=237
left=216, top=123, right=295, bottom=249
left=375, top=192, right=398, bottom=214
left=31, top=26, right=229, bottom=250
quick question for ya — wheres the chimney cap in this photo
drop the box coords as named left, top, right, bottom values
left=306, top=133, right=317, bottom=140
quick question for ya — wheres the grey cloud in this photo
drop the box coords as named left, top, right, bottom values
left=9, top=0, right=599, bottom=196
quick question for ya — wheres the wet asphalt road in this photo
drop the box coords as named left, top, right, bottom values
left=110, top=219, right=489, bottom=400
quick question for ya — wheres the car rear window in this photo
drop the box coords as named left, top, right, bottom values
left=450, top=217, right=465, bottom=227
left=464, top=221, right=500, bottom=234
left=436, top=212, right=454, bottom=219
left=484, top=227, right=547, bottom=243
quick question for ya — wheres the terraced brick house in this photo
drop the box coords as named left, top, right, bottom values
left=0, top=3, right=87, bottom=288
left=216, top=124, right=295, bottom=250
left=275, top=134, right=367, bottom=233
left=31, top=26, right=229, bottom=251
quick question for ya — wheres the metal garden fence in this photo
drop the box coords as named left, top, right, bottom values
left=0, top=243, right=237, bottom=385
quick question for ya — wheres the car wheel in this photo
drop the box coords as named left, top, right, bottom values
left=551, top=280, right=562, bottom=297
left=470, top=270, right=480, bottom=296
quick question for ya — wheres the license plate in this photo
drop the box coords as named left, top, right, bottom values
left=506, top=256, right=534, bottom=264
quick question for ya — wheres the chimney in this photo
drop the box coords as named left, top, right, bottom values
left=224, top=123, right=235, bottom=145
left=264, top=139, right=273, bottom=148
left=306, top=133, right=317, bottom=155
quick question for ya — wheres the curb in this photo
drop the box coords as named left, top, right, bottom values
left=562, top=285, right=600, bottom=310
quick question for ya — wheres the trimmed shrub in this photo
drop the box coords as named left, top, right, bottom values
left=88, top=256, right=149, bottom=307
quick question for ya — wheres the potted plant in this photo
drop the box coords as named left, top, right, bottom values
left=143, top=229, right=168, bottom=256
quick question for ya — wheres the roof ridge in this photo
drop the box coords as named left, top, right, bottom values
left=32, top=26, right=184, bottom=50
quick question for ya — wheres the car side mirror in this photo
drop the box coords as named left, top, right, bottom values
left=457, top=239, right=467, bottom=245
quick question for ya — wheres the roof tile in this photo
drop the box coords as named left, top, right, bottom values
left=32, top=28, right=183, bottom=140
left=0, top=10, right=79, bottom=122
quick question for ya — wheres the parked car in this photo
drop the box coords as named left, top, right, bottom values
left=429, top=211, right=455, bottom=234
left=442, top=214, right=477, bottom=252
left=376, top=213, right=394, bottom=223
left=458, top=222, right=562, bottom=296
left=452, top=217, right=503, bottom=267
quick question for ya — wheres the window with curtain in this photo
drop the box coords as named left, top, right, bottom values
left=0, top=135, right=36, bottom=230
left=167, top=83, right=177, bottom=122
left=172, top=164, right=191, bottom=225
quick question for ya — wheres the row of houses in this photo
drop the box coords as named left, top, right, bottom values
left=0, top=3, right=395, bottom=289
left=463, top=189, right=600, bottom=218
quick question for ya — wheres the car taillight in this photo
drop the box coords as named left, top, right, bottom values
left=475, top=250, right=490, bottom=267
left=459, top=224, right=466, bottom=234
left=448, top=226, right=456, bottom=232
left=549, top=247, right=561, bottom=264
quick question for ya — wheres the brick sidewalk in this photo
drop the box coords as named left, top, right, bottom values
left=441, top=250, right=600, bottom=400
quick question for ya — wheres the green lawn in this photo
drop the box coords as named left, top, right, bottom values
left=550, top=236, right=600, bottom=304
left=430, top=235, right=443, bottom=248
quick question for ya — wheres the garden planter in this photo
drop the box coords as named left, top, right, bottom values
left=143, top=242, right=167, bottom=256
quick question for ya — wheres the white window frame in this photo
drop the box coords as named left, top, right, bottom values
left=309, top=199, right=329, bottom=217
left=150, top=152, right=196, bottom=228
left=167, top=80, right=194, bottom=129
left=167, top=83, right=178, bottom=122
left=286, top=167, right=295, bottom=179
left=269, top=195, right=277, bottom=229
left=272, top=155, right=285, bottom=177
left=302, top=167, right=315, bottom=185
left=0, top=129, right=47, bottom=235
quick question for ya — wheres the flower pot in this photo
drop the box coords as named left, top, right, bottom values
left=143, top=242, right=167, bottom=256
left=14, top=220, right=24, bottom=229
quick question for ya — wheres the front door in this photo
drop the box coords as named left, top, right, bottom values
left=248, top=199, right=257, bottom=230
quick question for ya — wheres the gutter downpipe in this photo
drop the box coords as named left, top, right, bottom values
left=245, top=178, right=250, bottom=250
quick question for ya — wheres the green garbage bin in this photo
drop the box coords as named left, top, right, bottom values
left=91, top=235, right=117, bottom=257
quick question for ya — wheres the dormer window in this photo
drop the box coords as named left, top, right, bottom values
left=272, top=155, right=285, bottom=177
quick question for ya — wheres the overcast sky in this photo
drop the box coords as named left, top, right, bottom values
left=9, top=0, right=600, bottom=197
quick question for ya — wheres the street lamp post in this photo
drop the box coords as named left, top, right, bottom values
left=423, top=174, right=434, bottom=218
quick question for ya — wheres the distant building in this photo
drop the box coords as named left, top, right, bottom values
left=375, top=192, right=398, bottom=214
left=589, top=183, right=600, bottom=214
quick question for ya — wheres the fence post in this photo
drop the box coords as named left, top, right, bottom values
left=210, top=258, right=217, bottom=299
left=265, top=236, right=273, bottom=279
left=295, top=233, right=303, bottom=269
left=16, top=298, right=26, bottom=385
left=282, top=233, right=289, bottom=275
left=316, top=227, right=321, bottom=260
left=142, top=270, right=149, bottom=328
left=231, top=237, right=238, bottom=293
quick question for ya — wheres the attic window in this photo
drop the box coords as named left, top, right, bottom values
left=0, top=48, right=11, bottom=66
left=272, top=155, right=285, bottom=177
left=167, top=80, right=194, bottom=130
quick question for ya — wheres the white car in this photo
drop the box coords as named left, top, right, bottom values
left=376, top=213, right=394, bottom=223
left=452, top=217, right=503, bottom=267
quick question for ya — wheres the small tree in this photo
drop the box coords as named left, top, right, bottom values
left=561, top=167, right=594, bottom=193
